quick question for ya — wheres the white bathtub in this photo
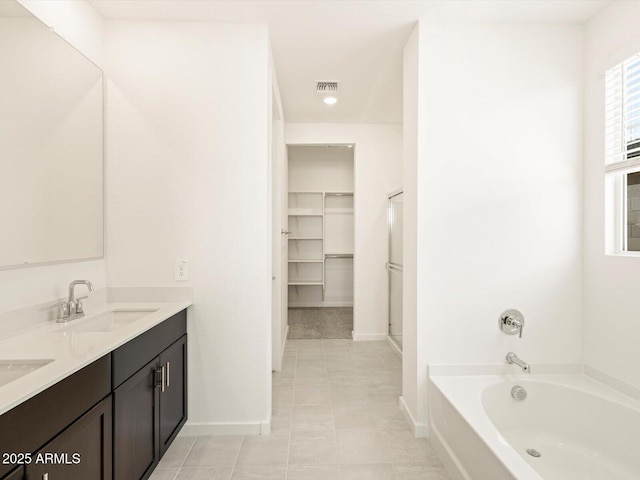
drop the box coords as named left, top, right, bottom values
left=429, top=373, right=640, bottom=480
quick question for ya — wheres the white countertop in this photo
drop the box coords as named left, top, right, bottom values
left=0, top=301, right=191, bottom=416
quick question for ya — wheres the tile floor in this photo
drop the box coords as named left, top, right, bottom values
left=151, top=339, right=451, bottom=480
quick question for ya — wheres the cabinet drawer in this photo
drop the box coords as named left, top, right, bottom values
left=112, top=310, right=186, bottom=389
left=25, top=396, right=112, bottom=480
left=0, top=355, right=111, bottom=478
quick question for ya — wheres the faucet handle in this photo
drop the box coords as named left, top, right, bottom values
left=75, top=296, right=89, bottom=315
left=51, top=301, right=70, bottom=321
left=507, top=316, right=524, bottom=338
left=499, top=309, right=525, bottom=338
left=517, top=321, right=524, bottom=338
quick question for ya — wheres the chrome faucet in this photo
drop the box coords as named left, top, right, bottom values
left=56, top=280, right=94, bottom=323
left=506, top=352, right=530, bottom=374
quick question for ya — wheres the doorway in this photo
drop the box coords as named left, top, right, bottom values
left=285, top=145, right=354, bottom=339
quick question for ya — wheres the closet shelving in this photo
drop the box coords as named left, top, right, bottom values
left=323, top=192, right=354, bottom=259
left=287, top=192, right=354, bottom=301
left=322, top=192, right=354, bottom=305
left=286, top=145, right=354, bottom=308
left=288, top=192, right=325, bottom=289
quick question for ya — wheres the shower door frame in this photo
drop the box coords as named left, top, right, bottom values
left=387, top=188, right=403, bottom=350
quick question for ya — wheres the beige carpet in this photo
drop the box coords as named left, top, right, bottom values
left=287, top=307, right=353, bottom=339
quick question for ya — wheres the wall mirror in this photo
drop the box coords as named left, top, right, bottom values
left=0, top=0, right=103, bottom=269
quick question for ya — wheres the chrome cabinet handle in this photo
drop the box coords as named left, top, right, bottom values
left=43, top=474, right=49, bottom=480
left=281, top=229, right=291, bottom=235
left=166, top=362, right=170, bottom=388
left=155, top=366, right=165, bottom=392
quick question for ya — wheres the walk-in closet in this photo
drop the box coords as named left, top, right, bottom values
left=286, top=145, right=354, bottom=339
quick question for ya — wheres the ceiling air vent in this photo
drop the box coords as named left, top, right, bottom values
left=317, top=81, right=339, bottom=105
left=316, top=81, right=338, bottom=93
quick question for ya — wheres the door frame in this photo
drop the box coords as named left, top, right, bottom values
left=270, top=80, right=287, bottom=373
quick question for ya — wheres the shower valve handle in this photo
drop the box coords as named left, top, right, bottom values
left=499, top=309, right=525, bottom=338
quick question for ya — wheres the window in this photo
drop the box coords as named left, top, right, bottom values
left=605, top=52, right=640, bottom=252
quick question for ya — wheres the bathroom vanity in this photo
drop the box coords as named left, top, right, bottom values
left=0, top=4, right=189, bottom=478
left=0, top=307, right=188, bottom=480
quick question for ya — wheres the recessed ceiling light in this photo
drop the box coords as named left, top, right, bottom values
left=317, top=82, right=339, bottom=106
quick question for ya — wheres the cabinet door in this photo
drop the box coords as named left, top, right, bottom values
left=0, top=356, right=111, bottom=479
left=159, top=335, right=187, bottom=456
left=25, top=396, right=112, bottom=480
left=113, top=358, right=160, bottom=480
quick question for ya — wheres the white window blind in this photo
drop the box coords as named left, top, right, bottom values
left=626, top=55, right=640, bottom=159
left=605, top=53, right=640, bottom=171
left=605, top=64, right=623, bottom=165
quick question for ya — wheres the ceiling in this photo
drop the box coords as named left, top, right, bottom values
left=90, top=0, right=613, bottom=124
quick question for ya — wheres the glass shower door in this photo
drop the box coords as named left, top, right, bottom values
left=387, top=191, right=403, bottom=350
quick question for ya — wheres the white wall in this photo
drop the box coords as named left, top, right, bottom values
left=286, top=123, right=403, bottom=339
left=405, top=22, right=584, bottom=431
left=401, top=24, right=423, bottom=434
left=288, top=146, right=354, bottom=192
left=104, top=20, right=273, bottom=433
left=0, top=0, right=106, bottom=315
left=583, top=1, right=640, bottom=390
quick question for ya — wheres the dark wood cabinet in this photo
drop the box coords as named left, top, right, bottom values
left=160, top=335, right=187, bottom=456
left=25, top=396, right=112, bottom=480
left=112, top=311, right=187, bottom=480
left=3, top=468, right=24, bottom=480
left=112, top=310, right=187, bottom=389
left=113, top=359, right=160, bottom=480
left=113, top=334, right=187, bottom=480
left=0, top=309, right=187, bottom=480
left=0, top=356, right=111, bottom=479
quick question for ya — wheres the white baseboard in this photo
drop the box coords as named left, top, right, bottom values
left=352, top=332, right=388, bottom=341
left=288, top=302, right=353, bottom=308
left=399, top=396, right=428, bottom=437
left=386, top=335, right=402, bottom=358
left=181, top=420, right=270, bottom=436
left=260, top=420, right=271, bottom=435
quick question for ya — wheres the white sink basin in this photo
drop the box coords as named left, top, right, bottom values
left=0, top=359, right=54, bottom=387
left=55, top=309, right=159, bottom=333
